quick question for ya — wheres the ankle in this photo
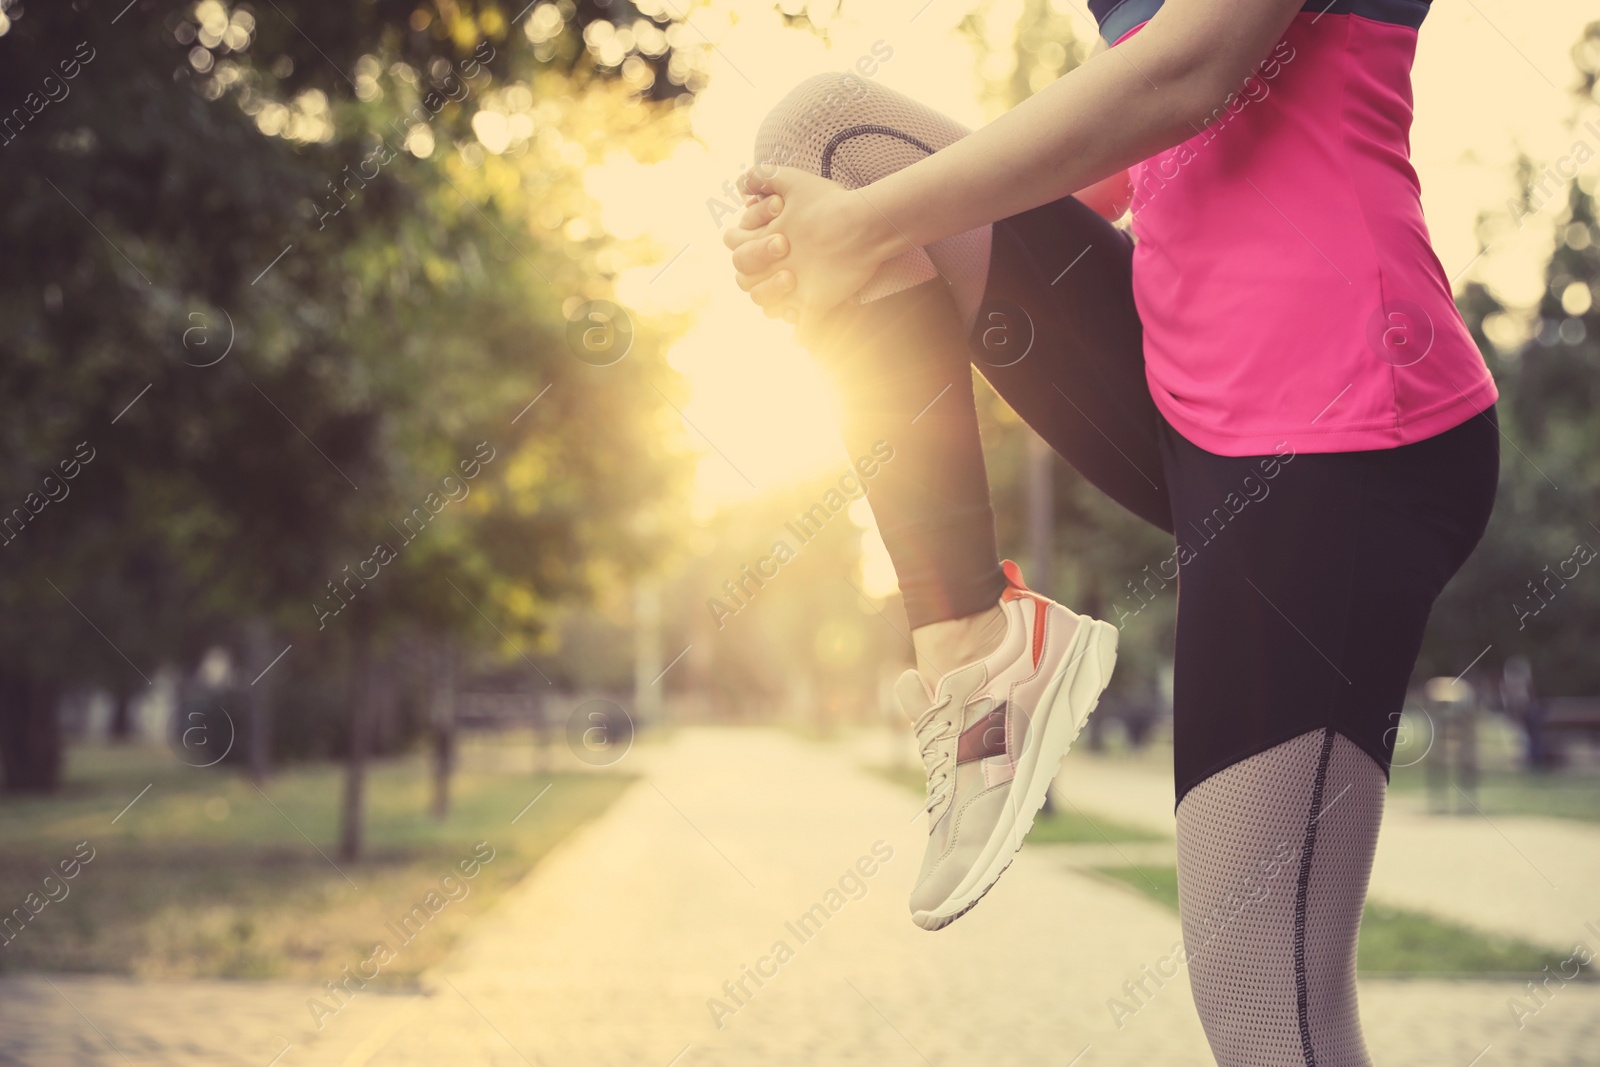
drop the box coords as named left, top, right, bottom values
left=912, top=603, right=1006, bottom=681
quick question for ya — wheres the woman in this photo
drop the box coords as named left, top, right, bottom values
left=723, top=0, right=1498, bottom=1063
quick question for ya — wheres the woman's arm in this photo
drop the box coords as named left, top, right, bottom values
left=826, top=0, right=1305, bottom=253
left=1043, top=35, right=1132, bottom=220
left=729, top=0, right=1306, bottom=323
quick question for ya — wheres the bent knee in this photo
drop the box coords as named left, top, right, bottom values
left=772, top=71, right=878, bottom=129
left=754, top=71, right=889, bottom=171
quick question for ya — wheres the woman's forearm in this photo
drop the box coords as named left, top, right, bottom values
left=853, top=0, right=1304, bottom=258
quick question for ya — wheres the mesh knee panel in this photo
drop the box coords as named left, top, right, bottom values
left=752, top=73, right=992, bottom=328
left=1175, top=729, right=1386, bottom=1067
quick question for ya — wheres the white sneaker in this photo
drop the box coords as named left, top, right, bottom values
left=899, top=559, right=1118, bottom=931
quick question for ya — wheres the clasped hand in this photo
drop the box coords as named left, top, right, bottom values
left=722, top=166, right=896, bottom=345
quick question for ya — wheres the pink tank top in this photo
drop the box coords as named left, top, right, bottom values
left=1100, top=0, right=1497, bottom=455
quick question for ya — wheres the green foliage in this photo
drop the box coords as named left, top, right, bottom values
left=0, top=1, right=698, bottom=787
left=1432, top=22, right=1600, bottom=695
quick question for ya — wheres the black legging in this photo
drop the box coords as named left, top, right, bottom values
left=755, top=73, right=1498, bottom=1066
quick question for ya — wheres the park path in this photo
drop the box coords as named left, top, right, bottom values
left=342, top=726, right=1213, bottom=1066
left=5, top=727, right=1598, bottom=1066
left=335, top=727, right=1598, bottom=1066
left=0, top=972, right=421, bottom=1067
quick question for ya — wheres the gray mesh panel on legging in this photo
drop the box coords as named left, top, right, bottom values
left=752, top=72, right=992, bottom=330
left=1175, top=729, right=1387, bottom=1067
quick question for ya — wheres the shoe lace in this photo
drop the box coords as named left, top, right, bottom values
left=912, top=695, right=957, bottom=816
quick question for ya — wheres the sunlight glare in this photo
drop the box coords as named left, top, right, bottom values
left=586, top=1, right=991, bottom=518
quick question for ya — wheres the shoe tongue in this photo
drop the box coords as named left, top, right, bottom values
left=894, top=668, right=935, bottom=722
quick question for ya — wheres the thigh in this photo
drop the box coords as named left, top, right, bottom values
left=1164, top=410, right=1500, bottom=804
left=971, top=199, right=1172, bottom=533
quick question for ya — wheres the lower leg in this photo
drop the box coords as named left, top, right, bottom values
left=911, top=603, right=1006, bottom=680
left=757, top=74, right=1008, bottom=674
left=752, top=74, right=1169, bottom=678
left=1176, top=729, right=1385, bottom=1067
left=811, top=279, right=1007, bottom=679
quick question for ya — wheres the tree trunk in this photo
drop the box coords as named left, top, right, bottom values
left=429, top=640, right=456, bottom=822
left=108, top=684, right=136, bottom=743
left=370, top=658, right=398, bottom=756
left=0, top=671, right=63, bottom=794
left=338, top=622, right=375, bottom=862
left=244, top=620, right=274, bottom=782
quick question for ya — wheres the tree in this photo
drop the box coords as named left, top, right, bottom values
left=1430, top=21, right=1600, bottom=695
left=0, top=0, right=696, bottom=801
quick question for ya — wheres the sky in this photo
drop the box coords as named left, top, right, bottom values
left=585, top=0, right=1600, bottom=517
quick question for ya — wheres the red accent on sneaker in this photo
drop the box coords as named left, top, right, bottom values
left=1030, top=600, right=1047, bottom=669
left=1000, top=560, right=1048, bottom=669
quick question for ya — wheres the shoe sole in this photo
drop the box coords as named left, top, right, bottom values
left=912, top=616, right=1119, bottom=931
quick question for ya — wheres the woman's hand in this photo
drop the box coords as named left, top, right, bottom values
left=722, top=166, right=901, bottom=343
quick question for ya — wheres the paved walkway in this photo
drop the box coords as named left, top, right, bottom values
left=0, top=974, right=420, bottom=1067
left=345, top=727, right=1216, bottom=1065
left=5, top=728, right=1598, bottom=1066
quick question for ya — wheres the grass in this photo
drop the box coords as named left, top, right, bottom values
left=1095, top=864, right=1183, bottom=910
left=0, top=742, right=632, bottom=985
left=868, top=763, right=1166, bottom=843
left=1388, top=765, right=1600, bottom=824
left=1091, top=865, right=1584, bottom=978
left=1072, top=716, right=1600, bottom=825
